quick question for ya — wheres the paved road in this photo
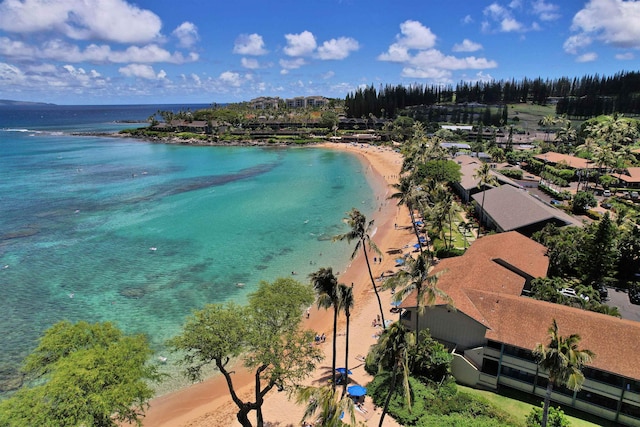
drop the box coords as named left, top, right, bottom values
left=606, top=287, right=640, bottom=322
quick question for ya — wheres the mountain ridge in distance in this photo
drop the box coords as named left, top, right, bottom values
left=0, top=99, right=57, bottom=106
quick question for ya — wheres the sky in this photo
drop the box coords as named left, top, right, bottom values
left=0, top=0, right=639, bottom=105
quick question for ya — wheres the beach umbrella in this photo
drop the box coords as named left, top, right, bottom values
left=390, top=300, right=402, bottom=307
left=419, top=237, right=427, bottom=242
left=335, top=367, right=353, bottom=375
left=413, top=243, right=421, bottom=249
left=395, top=258, right=405, bottom=265
left=347, top=385, right=367, bottom=397
left=414, top=221, right=424, bottom=226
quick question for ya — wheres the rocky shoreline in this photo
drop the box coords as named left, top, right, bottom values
left=73, top=130, right=328, bottom=147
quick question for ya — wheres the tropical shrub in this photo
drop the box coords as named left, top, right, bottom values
left=367, top=376, right=519, bottom=426
left=629, top=282, right=640, bottom=305
left=526, top=404, right=570, bottom=427
left=498, top=168, right=523, bottom=179
left=435, top=247, right=465, bottom=259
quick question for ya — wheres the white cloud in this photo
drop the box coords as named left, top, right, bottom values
left=483, top=2, right=525, bottom=32
left=316, top=37, right=359, bottom=60
left=0, top=0, right=162, bottom=44
left=219, top=71, right=242, bottom=87
left=172, top=22, right=199, bottom=48
left=0, top=37, right=197, bottom=64
left=401, top=67, right=452, bottom=81
left=615, top=52, right=635, bottom=60
left=576, top=52, right=598, bottom=62
left=378, top=21, right=497, bottom=82
left=569, top=0, right=640, bottom=50
left=377, top=44, right=411, bottom=62
left=279, top=57, right=306, bottom=70
left=322, top=71, right=335, bottom=79
left=409, top=49, right=497, bottom=70
left=563, top=35, right=593, bottom=55
left=452, top=39, right=483, bottom=52
left=118, top=64, right=165, bottom=79
left=394, top=20, right=437, bottom=50
left=531, top=0, right=561, bottom=21
left=283, top=30, right=317, bottom=56
left=0, top=62, right=25, bottom=84
left=233, top=33, right=267, bottom=55
left=462, top=15, right=473, bottom=24
left=241, top=57, right=260, bottom=69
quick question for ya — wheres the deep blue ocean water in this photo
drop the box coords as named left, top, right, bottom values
left=0, top=104, right=376, bottom=394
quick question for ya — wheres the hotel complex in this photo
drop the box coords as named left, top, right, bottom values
left=400, top=232, right=640, bottom=426
left=249, top=96, right=328, bottom=109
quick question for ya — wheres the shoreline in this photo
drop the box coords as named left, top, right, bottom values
left=132, top=142, right=413, bottom=427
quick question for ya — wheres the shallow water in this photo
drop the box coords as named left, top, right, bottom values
left=0, top=105, right=377, bottom=394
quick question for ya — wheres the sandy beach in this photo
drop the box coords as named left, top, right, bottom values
left=135, top=142, right=415, bottom=427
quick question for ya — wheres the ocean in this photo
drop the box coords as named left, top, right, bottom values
left=0, top=104, right=377, bottom=394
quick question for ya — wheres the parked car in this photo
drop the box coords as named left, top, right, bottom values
left=601, top=201, right=612, bottom=209
left=550, top=199, right=562, bottom=205
left=603, top=189, right=612, bottom=197
left=632, top=191, right=639, bottom=199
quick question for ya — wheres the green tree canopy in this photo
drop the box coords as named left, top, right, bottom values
left=414, top=159, right=462, bottom=185
left=0, top=321, right=159, bottom=427
left=167, top=277, right=321, bottom=427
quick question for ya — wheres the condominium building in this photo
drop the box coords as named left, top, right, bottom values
left=400, top=232, right=640, bottom=426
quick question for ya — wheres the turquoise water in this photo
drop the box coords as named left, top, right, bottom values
left=0, top=106, right=376, bottom=393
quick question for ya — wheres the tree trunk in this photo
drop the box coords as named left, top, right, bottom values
left=408, top=206, right=424, bottom=257
left=541, top=381, right=554, bottom=427
left=342, top=310, right=351, bottom=398
left=379, top=367, right=398, bottom=427
left=331, top=308, right=338, bottom=391
left=362, top=244, right=386, bottom=329
left=236, top=407, right=253, bottom=427
left=478, top=192, right=486, bottom=237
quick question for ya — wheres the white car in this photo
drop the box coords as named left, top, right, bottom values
left=560, top=288, right=577, bottom=298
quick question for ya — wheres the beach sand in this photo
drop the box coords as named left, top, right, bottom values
left=134, top=142, right=414, bottom=427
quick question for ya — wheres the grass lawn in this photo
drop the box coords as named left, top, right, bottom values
left=458, top=384, right=617, bottom=427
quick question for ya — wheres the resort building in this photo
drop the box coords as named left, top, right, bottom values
left=249, top=97, right=281, bottom=110
left=533, top=152, right=595, bottom=170
left=470, top=184, right=581, bottom=236
left=284, top=96, right=328, bottom=109
left=618, top=167, right=640, bottom=188
left=452, top=155, right=522, bottom=203
left=399, top=232, right=640, bottom=426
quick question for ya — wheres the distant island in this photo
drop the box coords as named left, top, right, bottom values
left=0, top=99, right=56, bottom=106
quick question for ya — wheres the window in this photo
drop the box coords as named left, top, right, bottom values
left=576, top=389, right=618, bottom=410
left=481, top=359, right=499, bottom=376
left=501, top=365, right=536, bottom=385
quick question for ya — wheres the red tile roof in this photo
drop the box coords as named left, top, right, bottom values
left=399, top=231, right=640, bottom=379
left=533, top=152, right=595, bottom=169
left=618, top=167, right=640, bottom=184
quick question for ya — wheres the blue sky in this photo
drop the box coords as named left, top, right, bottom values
left=0, top=0, right=639, bottom=105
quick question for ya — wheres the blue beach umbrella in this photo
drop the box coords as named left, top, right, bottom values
left=395, top=258, right=405, bottom=265
left=390, top=300, right=402, bottom=307
left=347, top=385, right=367, bottom=397
left=413, top=243, right=421, bottom=249
left=335, top=367, right=353, bottom=375
left=414, top=221, right=424, bottom=226
left=419, top=236, right=427, bottom=242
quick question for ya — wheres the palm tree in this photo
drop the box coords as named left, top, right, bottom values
left=309, top=267, right=341, bottom=391
left=383, top=252, right=450, bottom=338
left=539, top=114, right=556, bottom=141
left=339, top=284, right=354, bottom=397
left=333, top=208, right=386, bottom=329
left=296, top=385, right=356, bottom=427
left=533, top=319, right=595, bottom=427
left=473, top=163, right=498, bottom=237
left=373, top=322, right=415, bottom=427
left=390, top=176, right=427, bottom=256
